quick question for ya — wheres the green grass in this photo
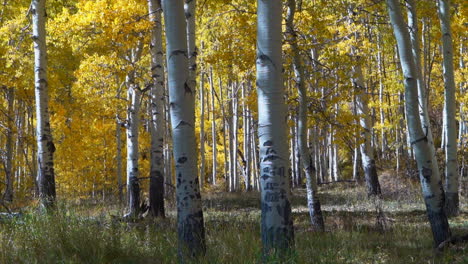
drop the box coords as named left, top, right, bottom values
left=0, top=177, right=466, bottom=263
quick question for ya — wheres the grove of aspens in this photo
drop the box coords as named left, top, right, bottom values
left=0, top=0, right=467, bottom=263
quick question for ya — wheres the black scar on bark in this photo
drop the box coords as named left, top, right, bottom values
left=178, top=157, right=188, bottom=163
left=264, top=140, right=273, bottom=147
left=184, top=82, right=193, bottom=94
left=421, top=167, right=432, bottom=182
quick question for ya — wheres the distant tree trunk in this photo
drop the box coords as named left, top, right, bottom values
left=209, top=69, right=217, bottom=186
left=257, top=0, right=294, bottom=255
left=199, top=73, right=205, bottom=189
left=387, top=0, right=451, bottom=247
left=148, top=0, right=166, bottom=218
left=162, top=0, right=206, bottom=258
left=4, top=87, right=14, bottom=202
left=32, top=0, right=56, bottom=209
left=286, top=0, right=324, bottom=230
left=242, top=84, right=252, bottom=190
left=219, top=78, right=229, bottom=187
left=116, top=116, right=123, bottom=204
left=437, top=0, right=459, bottom=217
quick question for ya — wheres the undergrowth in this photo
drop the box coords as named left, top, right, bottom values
left=0, top=172, right=466, bottom=263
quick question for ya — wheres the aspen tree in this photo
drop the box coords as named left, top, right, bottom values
left=162, top=0, right=206, bottom=257
left=387, top=0, right=451, bottom=246
left=32, top=0, right=56, bottom=208
left=148, top=0, right=166, bottom=218
left=437, top=0, right=459, bottom=217
left=257, top=0, right=294, bottom=255
left=286, top=0, right=324, bottom=230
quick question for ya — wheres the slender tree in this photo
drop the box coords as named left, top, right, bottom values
left=3, top=87, right=14, bottom=202
left=148, top=0, right=166, bottom=218
left=386, top=0, right=451, bottom=247
left=125, top=73, right=141, bottom=217
left=32, top=0, right=56, bottom=209
left=257, top=0, right=294, bottom=255
left=437, top=0, right=459, bottom=217
left=286, top=0, right=324, bottom=230
left=162, top=0, right=206, bottom=257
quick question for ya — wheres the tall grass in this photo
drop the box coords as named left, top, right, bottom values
left=0, top=177, right=465, bottom=263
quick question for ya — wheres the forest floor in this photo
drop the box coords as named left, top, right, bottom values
left=0, top=171, right=466, bottom=263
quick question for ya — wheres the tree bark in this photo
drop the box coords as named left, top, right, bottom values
left=148, top=0, right=166, bottom=218
left=4, top=87, right=14, bottom=202
left=257, top=0, right=294, bottom=255
left=126, top=80, right=141, bottom=217
left=162, top=0, right=206, bottom=258
left=32, top=0, right=56, bottom=209
left=437, top=0, right=459, bottom=217
left=209, top=68, right=217, bottom=186
left=286, top=0, right=324, bottom=231
left=387, top=0, right=451, bottom=247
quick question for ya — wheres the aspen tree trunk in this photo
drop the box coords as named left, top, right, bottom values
left=116, top=116, right=123, bottom=204
left=257, top=0, right=294, bottom=254
left=232, top=84, right=239, bottom=191
left=377, top=36, right=388, bottom=157
left=286, top=0, right=324, bottom=230
left=437, top=0, right=459, bottom=217
left=219, top=78, right=229, bottom=186
left=126, top=82, right=141, bottom=217
left=387, top=0, right=451, bottom=246
left=209, top=69, right=217, bottom=185
left=353, top=64, right=382, bottom=196
left=252, top=120, right=260, bottom=191
left=148, top=0, right=166, bottom=217
left=32, top=0, right=56, bottom=208
left=4, top=87, right=14, bottom=202
left=242, top=84, right=252, bottom=190
left=184, top=0, right=196, bottom=91
left=406, top=0, right=436, bottom=158
left=459, top=43, right=466, bottom=151
left=199, top=73, right=205, bottom=189
left=162, top=0, right=206, bottom=257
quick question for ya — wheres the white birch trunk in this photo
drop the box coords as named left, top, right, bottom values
left=162, top=0, right=205, bottom=257
left=387, top=0, right=451, bottom=246
left=437, top=0, right=459, bottom=216
left=148, top=0, right=166, bottom=217
left=257, top=0, right=294, bottom=254
left=32, top=0, right=56, bottom=208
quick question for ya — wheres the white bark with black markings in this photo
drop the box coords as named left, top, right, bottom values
left=148, top=0, right=166, bottom=218
left=162, top=0, right=205, bottom=257
left=286, top=0, right=324, bottom=230
left=257, top=0, right=294, bottom=254
left=437, top=0, right=459, bottom=217
left=32, top=0, right=56, bottom=208
left=387, top=0, right=451, bottom=247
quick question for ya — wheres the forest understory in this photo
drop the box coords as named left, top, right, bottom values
left=0, top=170, right=466, bottom=264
